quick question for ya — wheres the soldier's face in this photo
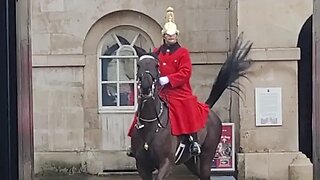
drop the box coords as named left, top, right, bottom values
left=164, top=33, right=177, bottom=45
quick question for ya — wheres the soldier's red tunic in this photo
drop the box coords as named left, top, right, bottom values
left=158, top=46, right=209, bottom=135
left=128, top=44, right=209, bottom=136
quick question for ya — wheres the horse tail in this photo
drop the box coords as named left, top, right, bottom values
left=205, top=33, right=253, bottom=108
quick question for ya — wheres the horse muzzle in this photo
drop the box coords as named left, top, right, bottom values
left=138, top=71, right=157, bottom=98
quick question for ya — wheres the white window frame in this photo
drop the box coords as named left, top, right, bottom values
left=98, top=34, right=140, bottom=113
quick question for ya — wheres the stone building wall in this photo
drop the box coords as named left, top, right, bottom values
left=31, top=0, right=232, bottom=175
left=237, top=0, right=312, bottom=179
left=31, top=0, right=313, bottom=178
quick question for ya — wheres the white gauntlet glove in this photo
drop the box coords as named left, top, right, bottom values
left=159, top=76, right=169, bottom=86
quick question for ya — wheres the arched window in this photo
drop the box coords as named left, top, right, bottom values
left=98, top=26, right=154, bottom=112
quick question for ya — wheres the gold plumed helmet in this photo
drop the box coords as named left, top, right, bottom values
left=161, top=7, right=179, bottom=35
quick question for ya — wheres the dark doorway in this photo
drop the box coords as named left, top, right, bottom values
left=0, top=1, right=33, bottom=179
left=297, top=15, right=313, bottom=161
left=0, top=0, right=18, bottom=179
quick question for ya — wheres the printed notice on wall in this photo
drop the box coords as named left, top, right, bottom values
left=255, top=88, right=282, bottom=126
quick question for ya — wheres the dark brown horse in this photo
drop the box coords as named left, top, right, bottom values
left=130, top=36, right=252, bottom=180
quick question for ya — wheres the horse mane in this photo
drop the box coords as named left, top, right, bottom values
left=205, top=33, right=253, bottom=108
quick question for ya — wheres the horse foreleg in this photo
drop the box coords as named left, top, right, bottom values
left=155, top=158, right=172, bottom=180
left=136, top=161, right=154, bottom=180
left=184, top=157, right=200, bottom=178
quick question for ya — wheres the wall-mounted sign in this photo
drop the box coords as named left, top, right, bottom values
left=255, top=87, right=282, bottom=126
left=211, top=123, right=235, bottom=172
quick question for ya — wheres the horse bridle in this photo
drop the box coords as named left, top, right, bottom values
left=136, top=55, right=167, bottom=129
left=137, top=70, right=157, bottom=99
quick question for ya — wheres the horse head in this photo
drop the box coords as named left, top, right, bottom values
left=136, top=54, right=160, bottom=98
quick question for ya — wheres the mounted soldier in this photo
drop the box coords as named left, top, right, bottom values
left=128, top=7, right=207, bottom=156
left=126, top=7, right=252, bottom=180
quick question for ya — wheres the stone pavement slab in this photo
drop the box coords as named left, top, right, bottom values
left=35, top=174, right=235, bottom=180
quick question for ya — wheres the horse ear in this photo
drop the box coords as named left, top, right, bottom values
left=134, top=46, right=147, bottom=57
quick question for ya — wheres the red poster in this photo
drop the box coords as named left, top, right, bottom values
left=211, top=123, right=235, bottom=171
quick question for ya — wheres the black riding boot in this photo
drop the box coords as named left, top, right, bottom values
left=188, top=133, right=201, bottom=156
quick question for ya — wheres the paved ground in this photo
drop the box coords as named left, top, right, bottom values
left=35, top=174, right=235, bottom=180
left=35, top=166, right=236, bottom=180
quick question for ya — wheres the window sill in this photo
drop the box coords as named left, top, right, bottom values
left=98, top=107, right=136, bottom=114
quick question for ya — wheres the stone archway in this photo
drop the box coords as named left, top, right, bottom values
left=81, top=10, right=162, bottom=173
left=82, top=10, right=162, bottom=113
